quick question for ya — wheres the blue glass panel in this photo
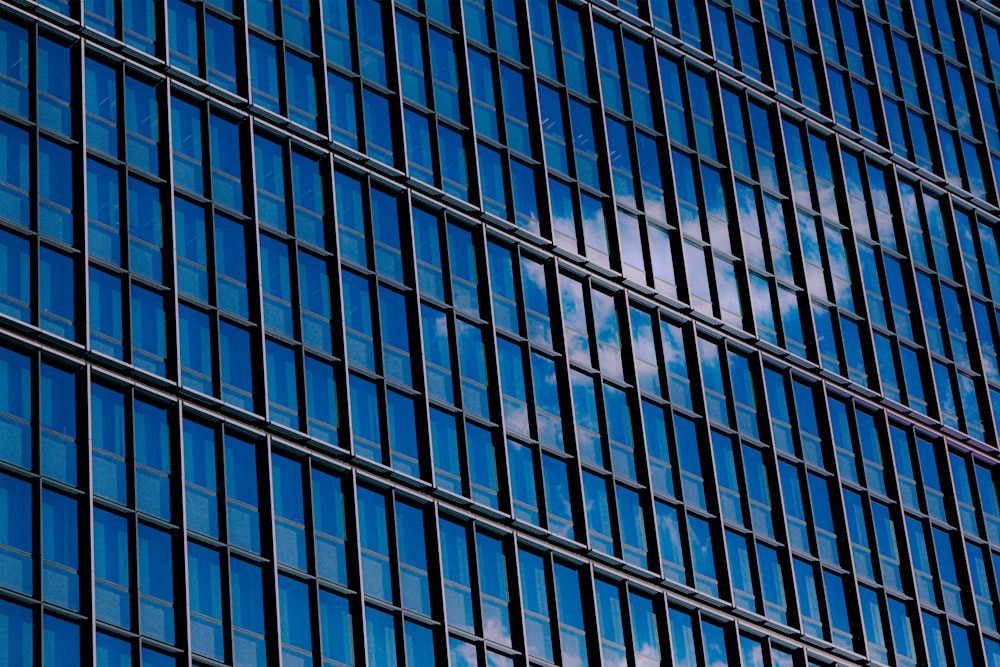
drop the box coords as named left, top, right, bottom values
left=209, top=114, right=243, bottom=211
left=291, top=152, right=325, bottom=247
left=206, top=14, right=239, bottom=92
left=279, top=575, right=313, bottom=655
left=405, top=622, right=436, bottom=667
left=131, top=284, right=167, bottom=376
left=365, top=606, right=397, bottom=667
left=168, top=0, right=199, bottom=75
left=0, top=227, right=29, bottom=323
left=225, top=434, right=261, bottom=552
left=508, top=440, right=538, bottom=524
left=363, top=89, right=395, bottom=167
left=396, top=502, right=431, bottom=614
left=94, top=508, right=131, bottom=628
left=250, top=35, right=281, bottom=113
left=95, top=632, right=130, bottom=667
left=350, top=374, right=381, bottom=461
left=467, top=422, right=498, bottom=507
left=188, top=543, right=224, bottom=661
left=272, top=454, right=307, bottom=570
left=266, top=338, right=299, bottom=428
left=220, top=321, right=255, bottom=410
left=38, top=37, right=72, bottom=135
left=379, top=287, right=412, bottom=386
left=519, top=550, right=553, bottom=661
left=0, top=19, right=29, bottom=119
left=0, top=121, right=28, bottom=228
left=542, top=453, right=574, bottom=538
left=87, top=159, right=121, bottom=266
left=0, top=598, right=32, bottom=667
left=287, top=52, right=318, bottom=129
left=175, top=198, right=209, bottom=301
left=43, top=614, right=80, bottom=667
left=312, top=468, right=348, bottom=584
left=358, top=487, right=393, bottom=602
left=179, top=305, right=213, bottom=394
left=299, top=251, right=333, bottom=352
left=0, top=347, right=32, bottom=469
left=319, top=590, right=354, bottom=665
left=430, top=409, right=462, bottom=494
left=0, top=470, right=32, bottom=594
left=40, top=363, right=77, bottom=485
left=304, top=355, right=338, bottom=444
left=42, top=489, right=79, bottom=610
left=215, top=214, right=249, bottom=318
left=85, top=59, right=118, bottom=157
left=476, top=531, right=511, bottom=645
left=328, top=71, right=358, bottom=148
left=371, top=189, right=403, bottom=282
left=124, top=76, right=159, bottom=173
left=127, top=177, right=163, bottom=282
left=183, top=419, right=219, bottom=538
left=38, top=139, right=74, bottom=243
left=231, top=557, right=267, bottom=665
left=386, top=390, right=419, bottom=476
left=440, top=518, right=474, bottom=630
left=91, top=383, right=127, bottom=504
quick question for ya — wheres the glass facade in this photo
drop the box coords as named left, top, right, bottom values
left=2, top=0, right=1000, bottom=665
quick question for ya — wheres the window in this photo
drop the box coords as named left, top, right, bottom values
left=183, top=419, right=262, bottom=553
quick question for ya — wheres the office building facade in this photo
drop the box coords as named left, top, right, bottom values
left=3, top=0, right=1000, bottom=665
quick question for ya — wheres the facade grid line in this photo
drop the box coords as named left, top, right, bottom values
left=3, top=0, right=1000, bottom=666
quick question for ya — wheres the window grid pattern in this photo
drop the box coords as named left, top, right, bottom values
left=3, top=2, right=1000, bottom=667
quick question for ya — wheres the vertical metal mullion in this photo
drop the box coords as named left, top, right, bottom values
left=938, top=194, right=994, bottom=445
left=815, top=385, right=871, bottom=654
left=300, top=458, right=327, bottom=666
left=579, top=5, right=620, bottom=273
left=799, top=0, right=842, bottom=126
left=258, top=433, right=284, bottom=663
left=579, top=561, right=601, bottom=665
left=883, top=424, right=935, bottom=666
left=707, top=64, right=756, bottom=337
left=81, top=362, right=98, bottom=667
left=677, top=321, right=728, bottom=605
left=501, top=518, right=528, bottom=662
left=644, top=39, right=687, bottom=307
left=236, top=0, right=253, bottom=103
left=452, top=0, right=484, bottom=214
left=404, top=201, right=439, bottom=486
left=161, top=74, right=186, bottom=393
left=383, top=0, right=408, bottom=178
left=769, top=109, right=824, bottom=371
left=312, top=0, right=334, bottom=143
left=470, top=219, right=515, bottom=517
left=894, top=0, right=950, bottom=180
left=282, top=137, right=312, bottom=438
left=888, top=171, right=944, bottom=425
left=522, top=1, right=559, bottom=245
left=346, top=468, right=372, bottom=667
left=467, top=521, right=486, bottom=664
left=214, top=422, right=235, bottom=664
left=827, top=136, right=881, bottom=392
left=625, top=300, right=670, bottom=578
left=242, top=115, right=271, bottom=420
left=325, top=150, right=356, bottom=458
left=752, top=362, right=806, bottom=632
left=395, top=186, right=435, bottom=482
left=427, top=502, right=452, bottom=664
left=549, top=266, right=593, bottom=551
left=171, top=392, right=196, bottom=666
left=937, top=440, right=990, bottom=665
